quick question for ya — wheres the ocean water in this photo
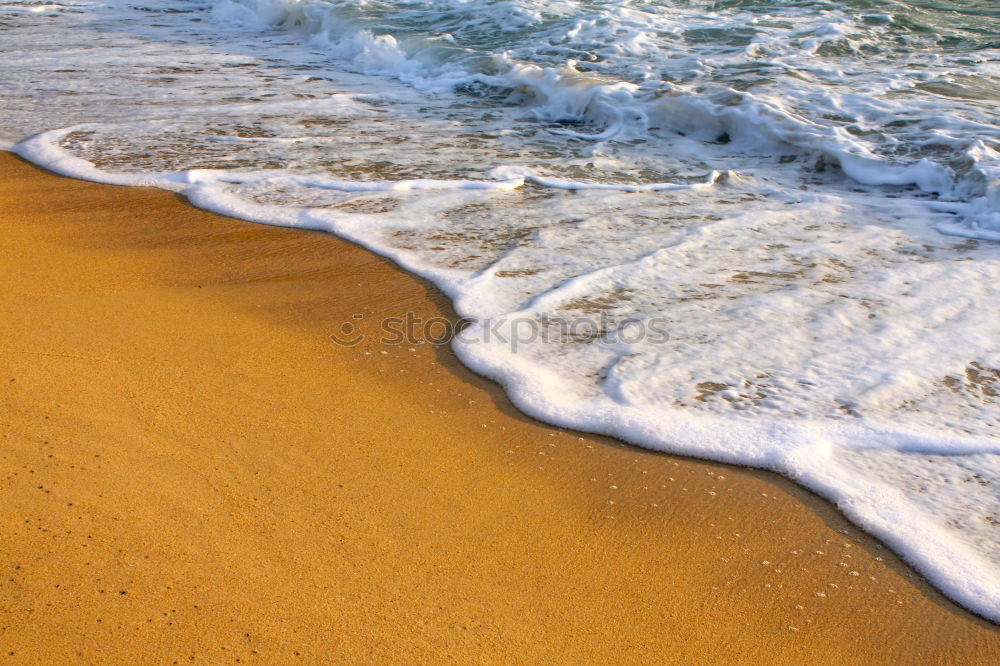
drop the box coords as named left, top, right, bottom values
left=1, top=0, right=998, bottom=619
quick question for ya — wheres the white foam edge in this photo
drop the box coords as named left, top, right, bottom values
left=12, top=127, right=720, bottom=195
left=451, top=331, right=1000, bottom=624
left=13, top=128, right=184, bottom=190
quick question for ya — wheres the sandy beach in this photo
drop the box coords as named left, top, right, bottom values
left=1, top=151, right=997, bottom=662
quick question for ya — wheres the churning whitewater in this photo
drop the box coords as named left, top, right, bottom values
left=1, top=0, right=998, bottom=620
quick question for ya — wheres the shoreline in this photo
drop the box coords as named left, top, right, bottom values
left=1, top=152, right=997, bottom=661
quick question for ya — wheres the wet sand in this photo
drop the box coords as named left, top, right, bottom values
left=1, top=152, right=997, bottom=663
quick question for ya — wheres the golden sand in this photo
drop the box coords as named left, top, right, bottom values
left=1, top=153, right=997, bottom=662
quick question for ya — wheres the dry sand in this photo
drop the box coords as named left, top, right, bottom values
left=1, top=152, right=998, bottom=663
